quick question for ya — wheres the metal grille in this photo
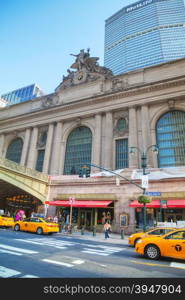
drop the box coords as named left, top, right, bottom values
left=35, top=150, right=45, bottom=172
left=6, top=138, right=23, bottom=163
left=115, top=139, right=128, bottom=169
left=64, top=126, right=92, bottom=175
left=156, top=110, right=185, bottom=167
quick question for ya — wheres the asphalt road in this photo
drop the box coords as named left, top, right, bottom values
left=0, top=228, right=185, bottom=278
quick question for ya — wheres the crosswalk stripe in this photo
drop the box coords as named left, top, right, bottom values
left=21, top=275, right=39, bottom=278
left=0, top=266, right=21, bottom=278
left=0, top=249, right=22, bottom=256
left=72, top=260, right=85, bottom=265
left=42, top=259, right=74, bottom=267
left=0, top=244, right=38, bottom=254
left=170, top=262, right=185, bottom=270
left=82, top=244, right=123, bottom=251
left=82, top=250, right=109, bottom=256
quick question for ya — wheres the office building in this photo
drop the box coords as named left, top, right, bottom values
left=1, top=84, right=44, bottom=106
left=104, top=0, right=185, bottom=74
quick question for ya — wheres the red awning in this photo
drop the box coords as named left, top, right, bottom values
left=45, top=200, right=113, bottom=208
left=167, top=199, right=185, bottom=208
left=129, top=199, right=160, bottom=208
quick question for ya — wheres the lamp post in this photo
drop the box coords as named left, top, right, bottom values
left=69, top=197, right=75, bottom=232
left=129, top=145, right=158, bottom=232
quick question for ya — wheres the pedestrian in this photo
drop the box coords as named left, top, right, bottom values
left=104, top=221, right=111, bottom=239
left=53, top=215, right=58, bottom=223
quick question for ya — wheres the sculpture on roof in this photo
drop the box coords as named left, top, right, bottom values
left=56, top=48, right=113, bottom=91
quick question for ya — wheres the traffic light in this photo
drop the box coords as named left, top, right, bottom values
left=85, top=167, right=91, bottom=177
left=79, top=169, right=83, bottom=177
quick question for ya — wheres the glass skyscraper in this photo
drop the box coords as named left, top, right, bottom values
left=1, top=84, right=44, bottom=106
left=104, top=0, right=185, bottom=74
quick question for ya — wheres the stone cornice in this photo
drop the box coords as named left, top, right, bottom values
left=0, top=75, right=185, bottom=131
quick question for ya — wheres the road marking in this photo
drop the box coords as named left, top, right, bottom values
left=132, top=260, right=185, bottom=270
left=0, top=244, right=38, bottom=254
left=82, top=244, right=123, bottom=251
left=82, top=250, right=109, bottom=256
left=42, top=259, right=74, bottom=267
left=131, top=260, right=169, bottom=267
left=0, top=249, right=22, bottom=256
left=15, top=238, right=74, bottom=248
left=72, top=260, right=84, bottom=265
left=170, top=262, right=185, bottom=270
left=21, top=275, right=39, bottom=278
left=0, top=266, right=21, bottom=278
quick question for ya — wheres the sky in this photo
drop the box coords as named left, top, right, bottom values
left=1, top=0, right=185, bottom=96
left=0, top=0, right=139, bottom=95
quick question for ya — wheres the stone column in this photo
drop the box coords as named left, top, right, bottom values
left=27, top=127, right=38, bottom=169
left=50, top=122, right=63, bottom=175
left=0, top=134, right=5, bottom=157
left=104, top=111, right=113, bottom=169
left=20, top=128, right=31, bottom=166
left=141, top=105, right=152, bottom=166
left=59, top=141, right=66, bottom=175
left=43, top=123, right=54, bottom=174
left=92, top=114, right=102, bottom=171
left=128, top=106, right=138, bottom=168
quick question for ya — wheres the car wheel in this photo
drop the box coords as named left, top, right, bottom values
left=134, top=238, right=141, bottom=247
left=144, top=244, right=160, bottom=260
left=36, top=227, right=43, bottom=235
left=14, top=224, right=20, bottom=231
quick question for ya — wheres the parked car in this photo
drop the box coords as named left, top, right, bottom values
left=135, top=228, right=185, bottom=260
left=0, top=215, right=14, bottom=228
left=128, top=227, right=176, bottom=247
left=14, top=217, right=59, bottom=235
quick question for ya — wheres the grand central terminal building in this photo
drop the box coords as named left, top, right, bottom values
left=0, top=50, right=185, bottom=233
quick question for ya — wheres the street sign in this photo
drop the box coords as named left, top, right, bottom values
left=145, top=192, right=161, bottom=196
left=141, top=175, right=148, bottom=189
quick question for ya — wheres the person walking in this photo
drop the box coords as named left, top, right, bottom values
left=104, top=221, right=111, bottom=239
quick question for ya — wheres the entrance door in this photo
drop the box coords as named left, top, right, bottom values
left=80, top=210, right=92, bottom=229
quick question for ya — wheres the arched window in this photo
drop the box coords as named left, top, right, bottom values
left=156, top=110, right=185, bottom=167
left=64, top=126, right=92, bottom=175
left=6, top=138, right=23, bottom=163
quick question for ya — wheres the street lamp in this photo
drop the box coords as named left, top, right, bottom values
left=129, top=145, right=158, bottom=232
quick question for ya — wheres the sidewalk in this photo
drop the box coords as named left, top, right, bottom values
left=57, top=230, right=129, bottom=245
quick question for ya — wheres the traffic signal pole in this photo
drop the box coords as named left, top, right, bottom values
left=85, top=163, right=144, bottom=192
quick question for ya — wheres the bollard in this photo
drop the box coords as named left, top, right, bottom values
left=93, top=226, right=96, bottom=237
left=81, top=226, right=84, bottom=235
left=68, top=225, right=72, bottom=234
left=59, top=223, right=63, bottom=233
left=121, top=229, right=124, bottom=239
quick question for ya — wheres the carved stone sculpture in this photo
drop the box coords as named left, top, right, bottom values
left=56, top=49, right=113, bottom=91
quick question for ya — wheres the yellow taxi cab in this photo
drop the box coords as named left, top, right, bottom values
left=135, top=228, right=185, bottom=260
left=14, top=217, right=59, bottom=235
left=128, top=227, right=176, bottom=247
left=0, top=215, right=14, bottom=228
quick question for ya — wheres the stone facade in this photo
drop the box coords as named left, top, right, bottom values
left=1, top=55, right=185, bottom=233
